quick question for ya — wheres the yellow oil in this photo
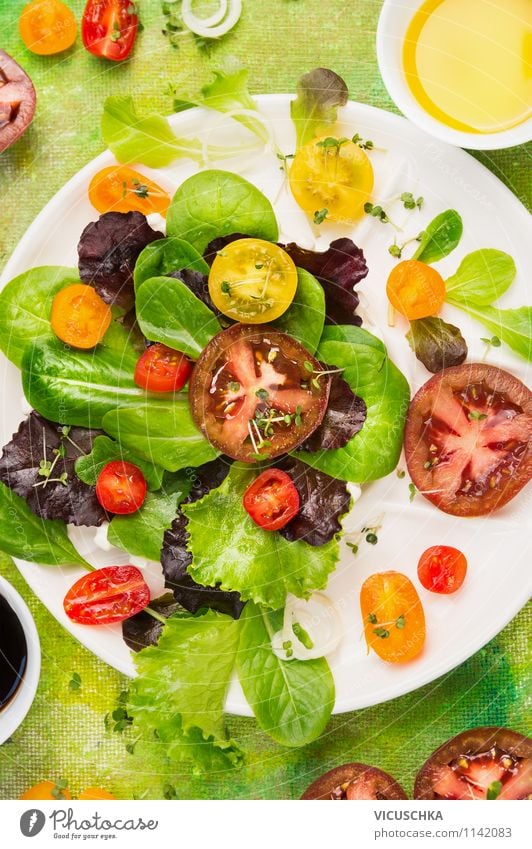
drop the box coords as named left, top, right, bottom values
left=403, top=0, right=532, bottom=133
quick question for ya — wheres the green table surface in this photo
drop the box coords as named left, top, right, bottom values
left=0, top=0, right=530, bottom=800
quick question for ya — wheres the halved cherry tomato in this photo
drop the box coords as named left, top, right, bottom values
left=386, top=260, right=446, bottom=320
left=95, top=461, right=147, bottom=514
left=81, top=0, right=138, bottom=62
left=134, top=344, right=192, bottom=393
left=360, top=571, right=426, bottom=663
left=188, top=324, right=331, bottom=462
left=208, top=239, right=298, bottom=323
left=51, top=283, right=112, bottom=349
left=404, top=363, right=532, bottom=517
left=289, top=136, right=374, bottom=223
left=19, top=0, right=77, bottom=56
left=88, top=167, right=170, bottom=216
left=63, top=565, right=150, bottom=625
left=20, top=780, right=72, bottom=800
left=301, top=763, right=407, bottom=800
left=243, top=469, right=300, bottom=531
left=78, top=787, right=116, bottom=800
left=417, top=545, right=467, bottom=594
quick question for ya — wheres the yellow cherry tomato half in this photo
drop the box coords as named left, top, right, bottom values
left=88, top=167, right=171, bottom=217
left=78, top=787, right=117, bottom=800
left=19, top=0, right=77, bottom=56
left=386, top=260, right=446, bottom=320
left=289, top=136, right=374, bottom=223
left=20, top=780, right=72, bottom=800
left=360, top=571, right=426, bottom=663
left=208, top=238, right=298, bottom=323
left=51, top=284, right=112, bottom=349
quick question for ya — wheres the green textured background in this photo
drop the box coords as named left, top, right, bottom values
left=0, top=0, right=530, bottom=800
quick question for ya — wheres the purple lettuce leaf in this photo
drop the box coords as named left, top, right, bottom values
left=122, top=593, right=182, bottom=652
left=278, top=456, right=351, bottom=546
left=301, top=372, right=367, bottom=451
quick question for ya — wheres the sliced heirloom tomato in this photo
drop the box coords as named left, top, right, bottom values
left=51, top=283, right=112, bottom=349
left=360, top=571, right=425, bottom=663
left=189, top=324, right=331, bottom=462
left=405, top=363, right=532, bottom=517
left=88, top=167, right=171, bottom=216
left=81, top=0, right=138, bottom=62
left=301, top=763, right=407, bottom=800
left=19, top=0, right=77, bottom=56
left=386, top=260, right=446, bottom=320
left=414, top=728, right=532, bottom=800
left=0, top=50, right=36, bottom=154
left=243, top=468, right=300, bottom=531
left=95, top=461, right=147, bottom=514
left=417, top=545, right=467, bottom=594
left=64, top=565, right=150, bottom=625
left=134, top=344, right=192, bottom=393
left=208, top=238, right=298, bottom=323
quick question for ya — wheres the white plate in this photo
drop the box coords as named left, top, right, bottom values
left=1, top=96, right=531, bottom=716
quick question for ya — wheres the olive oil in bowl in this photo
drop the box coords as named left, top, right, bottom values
left=403, top=0, right=532, bottom=134
left=0, top=595, right=28, bottom=710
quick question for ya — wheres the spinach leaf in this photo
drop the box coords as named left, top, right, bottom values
left=273, top=269, right=325, bottom=353
left=75, top=435, right=164, bottom=492
left=290, top=68, right=348, bottom=149
left=451, top=304, right=532, bottom=361
left=134, top=237, right=209, bottom=290
left=166, top=170, right=279, bottom=254
left=182, top=464, right=339, bottom=609
left=22, top=338, right=144, bottom=429
left=136, top=275, right=221, bottom=358
left=445, top=249, right=516, bottom=305
left=406, top=316, right=467, bottom=373
left=413, top=210, right=463, bottom=264
left=236, top=603, right=335, bottom=747
left=0, top=266, right=79, bottom=367
left=294, top=326, right=410, bottom=482
left=128, top=610, right=242, bottom=771
left=102, top=403, right=219, bottom=472
left=0, top=481, right=89, bottom=568
left=108, top=472, right=191, bottom=561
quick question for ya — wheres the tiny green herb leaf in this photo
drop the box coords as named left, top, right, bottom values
left=487, top=780, right=502, bottom=800
left=313, top=208, right=329, bottom=225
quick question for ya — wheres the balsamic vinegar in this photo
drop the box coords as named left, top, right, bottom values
left=0, top=595, right=27, bottom=709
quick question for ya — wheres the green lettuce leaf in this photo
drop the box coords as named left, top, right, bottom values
left=236, top=603, right=335, bottom=747
left=128, top=610, right=242, bottom=772
left=413, top=209, right=463, bottom=264
left=290, top=68, right=348, bottom=149
left=445, top=249, right=516, bottom=305
left=274, top=268, right=325, bottom=354
left=449, top=303, right=532, bottom=361
left=182, top=465, right=340, bottom=609
left=134, top=238, right=209, bottom=290
left=75, top=435, right=164, bottom=492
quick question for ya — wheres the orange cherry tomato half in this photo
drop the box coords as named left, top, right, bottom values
left=51, top=284, right=112, bottom=349
left=19, top=0, right=77, bottom=56
left=20, top=780, right=72, bottom=800
left=96, top=461, right=147, bottom=514
left=134, top=344, right=192, bottom=394
left=386, top=260, right=446, bottom=320
left=78, top=787, right=117, bottom=800
left=88, top=167, right=171, bottom=216
left=63, top=565, right=150, bottom=625
left=360, top=571, right=426, bottom=663
left=417, top=545, right=467, bottom=594
left=243, top=468, right=300, bottom=531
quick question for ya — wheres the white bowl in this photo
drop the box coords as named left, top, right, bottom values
left=0, top=575, right=41, bottom=744
left=376, top=0, right=532, bottom=150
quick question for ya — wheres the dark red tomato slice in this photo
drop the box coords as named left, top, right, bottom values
left=301, top=763, right=407, bottom=800
left=63, top=565, right=150, bottom=625
left=404, top=363, right=532, bottom=517
left=81, top=0, right=138, bottom=62
left=95, top=460, right=147, bottom=514
left=414, top=727, right=532, bottom=800
left=243, top=469, right=300, bottom=531
left=134, top=343, right=192, bottom=393
left=188, top=324, right=331, bottom=462
left=0, top=50, right=36, bottom=153
left=417, top=545, right=467, bottom=594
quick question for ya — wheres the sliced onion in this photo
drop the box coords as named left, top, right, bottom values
left=272, top=593, right=342, bottom=661
left=182, top=0, right=242, bottom=39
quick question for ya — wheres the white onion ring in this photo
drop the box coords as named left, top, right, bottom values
left=272, top=593, right=342, bottom=661
left=182, top=0, right=242, bottom=39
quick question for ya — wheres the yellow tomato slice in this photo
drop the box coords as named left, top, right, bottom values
left=289, top=136, right=374, bottom=223
left=88, top=167, right=171, bottom=216
left=208, top=238, right=298, bottom=323
left=360, top=571, right=426, bottom=663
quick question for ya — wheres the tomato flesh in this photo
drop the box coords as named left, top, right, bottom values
left=88, top=167, right=170, bottom=216
left=360, top=571, right=426, bottom=663
left=95, top=461, right=147, bottom=514
left=386, top=260, right=446, bottom=320
left=243, top=469, right=300, bottom=531
left=301, top=763, right=407, bottom=800
left=417, top=545, right=467, bottom=594
left=135, top=344, right=192, bottom=394
left=82, top=0, right=138, bottom=62
left=51, top=283, right=112, bottom=349
left=64, top=565, right=150, bottom=625
left=189, top=324, right=331, bottom=462
left=432, top=749, right=531, bottom=801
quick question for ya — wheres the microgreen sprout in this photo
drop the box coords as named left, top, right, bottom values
left=282, top=640, right=294, bottom=659
left=316, top=136, right=349, bottom=152
left=68, top=672, right=81, bottom=692
left=352, top=133, right=374, bottom=150
left=276, top=152, right=295, bottom=173
left=468, top=410, right=488, bottom=422
left=345, top=514, right=384, bottom=555
left=396, top=468, right=406, bottom=479
left=51, top=779, right=69, bottom=800
left=292, top=622, right=314, bottom=650
left=313, top=208, right=329, bottom=225
left=400, top=192, right=423, bottom=210
left=388, top=231, right=425, bottom=259
left=408, top=482, right=417, bottom=502
left=487, top=780, right=502, bottom=800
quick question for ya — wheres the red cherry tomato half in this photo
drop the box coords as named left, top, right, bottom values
left=417, top=545, right=467, bottom=594
left=64, top=565, right=150, bottom=625
left=134, top=344, right=192, bottom=394
left=81, top=0, right=138, bottom=62
left=243, top=468, right=300, bottom=531
left=95, top=461, right=147, bottom=515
